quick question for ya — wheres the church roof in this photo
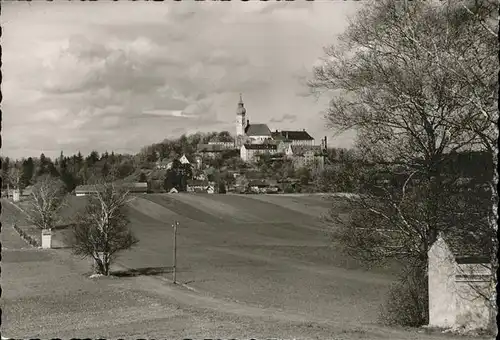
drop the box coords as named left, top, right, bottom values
left=271, top=130, right=314, bottom=141
left=245, top=123, right=272, bottom=137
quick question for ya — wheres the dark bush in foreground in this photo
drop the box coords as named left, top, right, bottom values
left=13, top=223, right=40, bottom=247
left=379, top=271, right=428, bottom=327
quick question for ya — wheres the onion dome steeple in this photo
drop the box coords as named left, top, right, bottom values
left=236, top=93, right=246, bottom=116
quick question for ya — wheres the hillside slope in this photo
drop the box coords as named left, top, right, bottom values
left=120, top=193, right=397, bottom=327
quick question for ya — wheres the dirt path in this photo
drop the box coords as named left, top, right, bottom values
left=104, top=262, right=482, bottom=340
left=105, top=260, right=452, bottom=340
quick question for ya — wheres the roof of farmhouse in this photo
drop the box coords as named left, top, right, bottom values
left=441, top=231, right=492, bottom=264
left=271, top=130, right=314, bottom=141
left=75, top=182, right=147, bottom=192
left=75, top=184, right=104, bottom=192
left=243, top=144, right=277, bottom=150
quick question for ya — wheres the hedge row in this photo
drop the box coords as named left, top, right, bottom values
left=13, top=223, right=40, bottom=248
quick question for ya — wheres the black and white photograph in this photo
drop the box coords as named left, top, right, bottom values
left=0, top=0, right=498, bottom=338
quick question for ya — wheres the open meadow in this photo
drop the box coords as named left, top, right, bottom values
left=1, top=194, right=483, bottom=339
left=121, top=193, right=395, bottom=326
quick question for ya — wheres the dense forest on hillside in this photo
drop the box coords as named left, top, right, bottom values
left=0, top=131, right=235, bottom=193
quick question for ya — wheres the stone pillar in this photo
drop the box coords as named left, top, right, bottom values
left=41, top=229, right=52, bottom=249
left=13, top=190, right=20, bottom=202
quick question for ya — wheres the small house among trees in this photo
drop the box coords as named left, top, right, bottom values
left=75, top=184, right=103, bottom=196
left=186, top=179, right=210, bottom=193
left=75, top=182, right=148, bottom=196
left=428, top=234, right=495, bottom=331
left=21, top=185, right=33, bottom=198
left=155, top=154, right=191, bottom=170
left=247, top=179, right=278, bottom=193
left=207, top=141, right=235, bottom=148
left=178, top=154, right=191, bottom=166
left=117, top=182, right=148, bottom=194
left=155, top=158, right=171, bottom=170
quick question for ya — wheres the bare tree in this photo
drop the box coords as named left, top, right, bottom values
left=27, top=175, right=67, bottom=231
left=326, top=163, right=494, bottom=326
left=310, top=0, right=497, bottom=326
left=8, top=166, right=23, bottom=190
left=70, top=181, right=138, bottom=275
left=401, top=1, right=498, bottom=319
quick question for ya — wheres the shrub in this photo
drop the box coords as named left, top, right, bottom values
left=13, top=223, right=40, bottom=247
left=218, top=181, right=227, bottom=194
left=379, top=269, right=428, bottom=327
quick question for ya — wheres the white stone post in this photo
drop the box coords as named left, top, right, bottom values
left=41, top=229, right=52, bottom=249
left=13, top=190, right=20, bottom=202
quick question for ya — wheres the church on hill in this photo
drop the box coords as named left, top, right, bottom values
left=234, top=94, right=324, bottom=163
left=234, top=94, right=315, bottom=148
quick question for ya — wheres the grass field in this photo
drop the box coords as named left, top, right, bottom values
left=120, top=193, right=397, bottom=327
left=1, top=194, right=483, bottom=339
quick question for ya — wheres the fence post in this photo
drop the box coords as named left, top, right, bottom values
left=172, top=221, right=179, bottom=284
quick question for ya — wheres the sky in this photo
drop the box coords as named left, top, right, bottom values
left=2, top=0, right=362, bottom=160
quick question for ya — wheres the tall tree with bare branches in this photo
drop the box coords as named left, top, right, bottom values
left=8, top=166, right=23, bottom=190
left=70, top=181, right=138, bottom=275
left=27, top=175, right=67, bottom=231
left=309, top=0, right=498, bottom=326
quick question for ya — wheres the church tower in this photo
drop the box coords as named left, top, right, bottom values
left=235, top=93, right=246, bottom=146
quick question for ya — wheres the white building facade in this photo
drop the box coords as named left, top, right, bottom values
left=240, top=144, right=278, bottom=162
left=428, top=235, right=494, bottom=331
left=232, top=94, right=319, bottom=163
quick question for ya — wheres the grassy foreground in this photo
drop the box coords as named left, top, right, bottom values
left=0, top=195, right=485, bottom=339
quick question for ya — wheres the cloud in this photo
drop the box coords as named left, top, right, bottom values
left=40, top=35, right=171, bottom=96
left=2, top=1, right=361, bottom=159
left=270, top=114, right=298, bottom=124
left=142, top=110, right=197, bottom=119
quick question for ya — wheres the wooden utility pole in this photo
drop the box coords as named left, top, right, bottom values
left=172, top=220, right=179, bottom=284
